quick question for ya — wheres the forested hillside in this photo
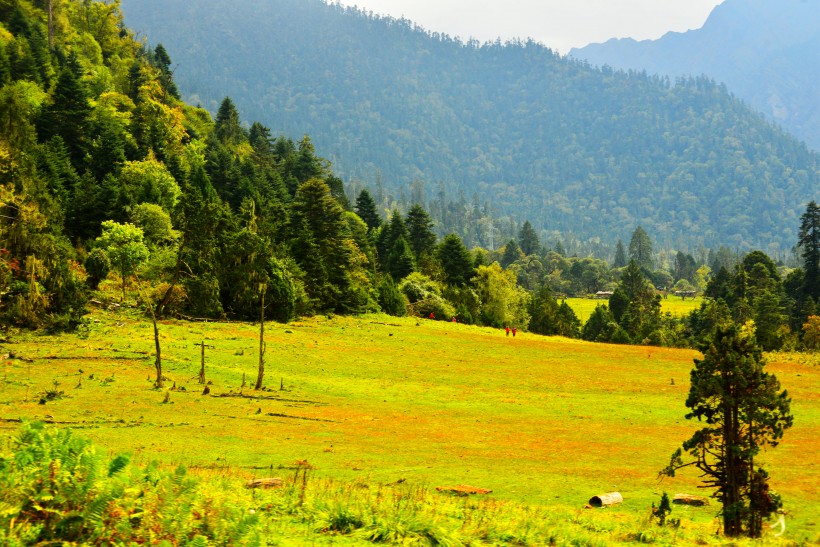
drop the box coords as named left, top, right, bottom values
left=571, top=0, right=820, bottom=151
left=119, top=0, right=820, bottom=250
left=3, top=0, right=820, bottom=360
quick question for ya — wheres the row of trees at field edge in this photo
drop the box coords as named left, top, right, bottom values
left=0, top=0, right=817, bottom=351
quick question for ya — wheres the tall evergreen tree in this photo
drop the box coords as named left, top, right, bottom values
left=661, top=325, right=793, bottom=538
left=628, top=226, right=654, bottom=271
left=406, top=203, right=437, bottom=259
left=37, top=53, right=90, bottom=170
left=354, top=189, right=381, bottom=233
left=673, top=251, right=697, bottom=282
left=214, top=96, right=244, bottom=146
left=613, top=259, right=660, bottom=341
left=290, top=178, right=365, bottom=313
left=376, top=210, right=408, bottom=271
left=386, top=236, right=416, bottom=281
left=151, top=43, right=180, bottom=100
left=438, top=233, right=474, bottom=287
left=518, top=220, right=540, bottom=256
left=799, top=201, right=820, bottom=300
left=292, top=135, right=325, bottom=185
left=501, top=239, right=522, bottom=268
left=613, top=239, right=627, bottom=268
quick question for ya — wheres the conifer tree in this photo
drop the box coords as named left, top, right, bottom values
left=406, top=203, right=437, bottom=259
left=37, top=53, right=90, bottom=170
left=661, top=325, right=793, bottom=538
left=501, top=239, right=522, bottom=268
left=151, top=43, right=180, bottom=100
left=354, top=189, right=381, bottom=233
left=531, top=286, right=579, bottom=335
left=290, top=178, right=363, bottom=312
left=799, top=201, right=820, bottom=300
left=518, top=220, right=540, bottom=256
left=214, top=96, right=244, bottom=146
left=292, top=135, right=325, bottom=184
left=613, top=239, right=627, bottom=268
left=376, top=210, right=409, bottom=272
left=438, top=233, right=474, bottom=287
left=628, top=226, right=654, bottom=271
left=386, top=236, right=416, bottom=281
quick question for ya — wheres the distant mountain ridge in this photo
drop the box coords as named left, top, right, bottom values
left=571, top=0, right=820, bottom=150
left=120, top=0, right=819, bottom=251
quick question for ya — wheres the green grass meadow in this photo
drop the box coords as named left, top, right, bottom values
left=565, top=296, right=704, bottom=323
left=1, top=306, right=817, bottom=544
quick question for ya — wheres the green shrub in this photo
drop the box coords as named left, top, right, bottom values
left=0, top=422, right=263, bottom=546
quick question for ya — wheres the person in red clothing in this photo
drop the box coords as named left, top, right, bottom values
left=512, top=327, right=517, bottom=337
left=429, top=312, right=435, bottom=319
left=505, top=326, right=510, bottom=336
left=452, top=316, right=457, bottom=323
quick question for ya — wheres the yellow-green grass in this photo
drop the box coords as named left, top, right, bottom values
left=566, top=296, right=705, bottom=323
left=1, top=307, right=817, bottom=544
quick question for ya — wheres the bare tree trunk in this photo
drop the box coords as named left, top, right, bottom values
left=198, top=341, right=206, bottom=384
left=153, top=316, right=162, bottom=388
left=255, top=287, right=266, bottom=389
left=47, top=0, right=54, bottom=47
left=723, top=399, right=742, bottom=537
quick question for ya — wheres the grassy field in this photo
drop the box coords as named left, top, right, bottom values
left=1, top=305, right=817, bottom=544
left=565, top=296, right=704, bottom=323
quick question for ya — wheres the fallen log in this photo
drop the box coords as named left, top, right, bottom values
left=673, top=493, right=709, bottom=506
left=588, top=492, right=623, bottom=507
left=436, top=485, right=492, bottom=496
left=245, top=477, right=283, bottom=489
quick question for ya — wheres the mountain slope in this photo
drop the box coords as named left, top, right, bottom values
left=571, top=0, right=820, bottom=151
left=120, top=0, right=819, bottom=250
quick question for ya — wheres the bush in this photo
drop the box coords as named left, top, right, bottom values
left=408, top=294, right=455, bottom=320
left=84, top=248, right=111, bottom=291
left=377, top=276, right=407, bottom=316
left=0, top=422, right=263, bottom=546
left=399, top=272, right=443, bottom=303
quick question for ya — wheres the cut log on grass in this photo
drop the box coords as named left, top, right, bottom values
left=673, top=493, right=710, bottom=506
left=436, top=484, right=492, bottom=496
left=245, top=477, right=283, bottom=489
left=588, top=492, right=623, bottom=507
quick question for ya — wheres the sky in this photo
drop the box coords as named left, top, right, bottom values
left=334, top=0, right=724, bottom=54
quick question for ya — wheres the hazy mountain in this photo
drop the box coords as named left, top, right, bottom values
left=571, top=0, right=820, bottom=150
left=120, top=0, right=819, bottom=251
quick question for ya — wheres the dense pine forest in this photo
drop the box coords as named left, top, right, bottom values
left=119, top=0, right=820, bottom=251
left=1, top=0, right=819, bottom=357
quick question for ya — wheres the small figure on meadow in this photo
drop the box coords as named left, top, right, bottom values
left=505, top=326, right=510, bottom=336
left=429, top=312, right=435, bottom=320
left=512, top=327, right=517, bottom=337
